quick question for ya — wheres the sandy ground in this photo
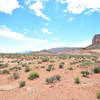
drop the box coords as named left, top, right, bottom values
left=0, top=52, right=100, bottom=100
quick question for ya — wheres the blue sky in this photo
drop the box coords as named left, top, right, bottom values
left=0, top=0, right=100, bottom=53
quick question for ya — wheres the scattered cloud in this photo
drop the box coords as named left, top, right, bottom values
left=0, top=25, right=47, bottom=43
left=0, top=0, right=20, bottom=15
left=67, top=17, right=74, bottom=21
left=28, top=0, right=51, bottom=20
left=0, top=25, right=92, bottom=53
left=72, top=39, right=92, bottom=47
left=59, top=0, right=100, bottom=14
left=42, top=28, right=53, bottom=34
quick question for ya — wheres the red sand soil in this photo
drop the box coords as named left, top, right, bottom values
left=0, top=52, right=100, bottom=100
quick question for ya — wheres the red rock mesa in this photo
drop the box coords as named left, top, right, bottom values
left=92, top=34, right=100, bottom=45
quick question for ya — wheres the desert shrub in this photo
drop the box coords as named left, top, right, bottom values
left=96, top=92, right=100, bottom=99
left=93, top=66, right=100, bottom=73
left=2, top=69, right=10, bottom=74
left=80, top=60, right=92, bottom=67
left=68, top=67, right=74, bottom=70
left=28, top=62, right=32, bottom=64
left=0, top=63, right=8, bottom=69
left=81, top=71, right=90, bottom=77
left=46, top=64, right=54, bottom=71
left=25, top=66, right=31, bottom=72
left=22, top=63, right=28, bottom=67
left=10, top=66, right=21, bottom=71
left=19, top=81, right=26, bottom=88
left=46, top=74, right=61, bottom=84
left=70, top=61, right=79, bottom=65
left=55, top=74, right=61, bottom=81
left=42, top=58, right=49, bottom=62
left=28, top=72, right=39, bottom=80
left=59, top=62, right=65, bottom=69
left=12, top=72, right=20, bottom=80
left=11, top=60, right=18, bottom=63
left=46, top=77, right=54, bottom=84
left=74, top=77, right=80, bottom=84
left=50, top=60, right=55, bottom=63
left=37, top=60, right=42, bottom=64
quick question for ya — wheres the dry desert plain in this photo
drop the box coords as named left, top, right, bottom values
left=0, top=51, right=100, bottom=100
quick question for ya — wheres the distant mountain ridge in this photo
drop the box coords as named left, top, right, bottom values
left=38, top=47, right=80, bottom=53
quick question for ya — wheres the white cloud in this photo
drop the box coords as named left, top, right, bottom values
left=0, top=0, right=20, bottom=15
left=72, top=39, right=92, bottom=47
left=42, top=28, right=53, bottom=34
left=67, top=17, right=74, bottom=21
left=0, top=25, right=92, bottom=53
left=59, top=0, right=100, bottom=14
left=29, top=0, right=50, bottom=20
left=0, top=25, right=47, bottom=43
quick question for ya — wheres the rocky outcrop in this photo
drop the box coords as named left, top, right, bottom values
left=92, top=34, right=100, bottom=45
left=86, top=34, right=100, bottom=49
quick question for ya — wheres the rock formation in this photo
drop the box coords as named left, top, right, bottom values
left=92, top=34, right=100, bottom=45
left=86, top=34, right=100, bottom=49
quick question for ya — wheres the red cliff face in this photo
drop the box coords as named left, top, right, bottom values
left=92, top=34, right=100, bottom=45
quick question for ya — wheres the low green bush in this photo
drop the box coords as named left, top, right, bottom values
left=46, top=74, right=61, bottom=84
left=28, top=72, right=39, bottom=80
left=19, top=81, right=26, bottom=88
left=12, top=72, right=20, bottom=80
left=0, top=63, right=8, bottom=69
left=46, top=64, right=54, bottom=71
left=68, top=67, right=74, bottom=70
left=96, top=92, right=100, bottom=99
left=59, top=62, right=65, bottom=69
left=93, top=66, right=100, bottom=73
left=25, top=66, right=31, bottom=72
left=2, top=69, right=10, bottom=74
left=74, top=77, right=80, bottom=84
left=81, top=71, right=90, bottom=77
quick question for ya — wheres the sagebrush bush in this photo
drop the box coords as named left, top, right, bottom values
left=2, top=69, right=10, bottom=74
left=81, top=71, right=90, bottom=77
left=42, top=58, right=49, bottom=62
left=10, top=66, right=21, bottom=71
left=46, top=74, right=61, bottom=84
left=0, top=63, right=8, bottom=69
left=46, top=64, right=54, bottom=71
left=93, top=66, right=100, bottom=73
left=96, top=92, right=100, bottom=99
left=12, top=72, right=20, bottom=80
left=74, top=77, right=80, bottom=84
left=25, top=66, right=31, bottom=72
left=68, top=67, right=74, bottom=70
left=59, top=62, right=65, bottom=69
left=19, top=81, right=26, bottom=88
left=28, top=72, right=39, bottom=80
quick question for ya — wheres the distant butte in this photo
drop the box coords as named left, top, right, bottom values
left=92, top=34, right=100, bottom=45
left=86, top=34, right=100, bottom=49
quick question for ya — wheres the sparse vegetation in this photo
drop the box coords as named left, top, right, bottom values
left=0, top=63, right=8, bottom=69
left=93, top=66, right=100, bottom=73
left=81, top=71, right=90, bottom=77
left=46, top=74, right=61, bottom=84
left=68, top=67, right=74, bottom=70
left=12, top=72, right=20, bottom=80
left=19, top=81, right=26, bottom=88
left=96, top=92, right=100, bottom=99
left=46, top=64, right=55, bottom=71
left=28, top=72, right=39, bottom=80
left=25, top=66, right=31, bottom=72
left=59, top=62, right=65, bottom=69
left=74, top=77, right=80, bottom=84
left=2, top=69, right=10, bottom=74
